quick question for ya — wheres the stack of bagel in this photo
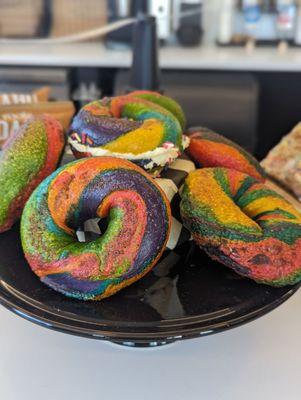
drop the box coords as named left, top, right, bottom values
left=0, top=90, right=301, bottom=300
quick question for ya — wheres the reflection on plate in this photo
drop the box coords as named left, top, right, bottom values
left=0, top=223, right=299, bottom=347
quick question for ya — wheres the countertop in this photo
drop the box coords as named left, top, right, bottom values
left=1, top=287, right=301, bottom=400
left=1, top=42, right=301, bottom=71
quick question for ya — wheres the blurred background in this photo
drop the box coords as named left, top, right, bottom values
left=1, top=0, right=301, bottom=158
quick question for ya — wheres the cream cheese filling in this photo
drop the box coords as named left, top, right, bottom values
left=68, top=135, right=190, bottom=170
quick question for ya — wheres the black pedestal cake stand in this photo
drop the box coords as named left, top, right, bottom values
left=0, top=223, right=299, bottom=347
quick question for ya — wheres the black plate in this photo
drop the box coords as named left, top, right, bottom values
left=0, top=223, right=299, bottom=347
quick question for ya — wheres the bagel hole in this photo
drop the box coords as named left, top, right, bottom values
left=76, top=217, right=109, bottom=243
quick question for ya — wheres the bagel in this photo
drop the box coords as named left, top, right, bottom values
left=21, top=157, right=171, bottom=300
left=181, top=167, right=301, bottom=286
left=0, top=115, right=64, bottom=232
left=186, top=127, right=266, bottom=181
left=68, top=91, right=188, bottom=174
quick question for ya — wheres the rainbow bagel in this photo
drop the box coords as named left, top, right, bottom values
left=68, top=91, right=187, bottom=174
left=0, top=115, right=64, bottom=233
left=186, top=127, right=266, bottom=182
left=181, top=167, right=301, bottom=286
left=21, top=157, right=171, bottom=300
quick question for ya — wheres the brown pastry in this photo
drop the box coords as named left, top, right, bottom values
left=261, top=123, right=301, bottom=200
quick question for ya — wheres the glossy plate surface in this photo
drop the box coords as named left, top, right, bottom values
left=0, top=223, right=299, bottom=347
